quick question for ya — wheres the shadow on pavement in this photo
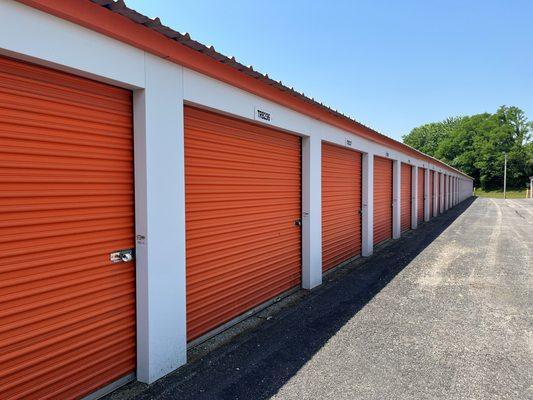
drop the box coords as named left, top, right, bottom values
left=107, top=197, right=476, bottom=400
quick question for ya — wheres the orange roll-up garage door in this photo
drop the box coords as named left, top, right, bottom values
left=417, top=168, right=425, bottom=222
left=373, top=156, right=393, bottom=245
left=400, top=163, right=412, bottom=232
left=184, top=106, right=302, bottom=341
left=0, top=56, right=135, bottom=399
left=321, top=143, right=362, bottom=272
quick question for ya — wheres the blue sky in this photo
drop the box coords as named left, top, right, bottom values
left=126, top=0, right=532, bottom=141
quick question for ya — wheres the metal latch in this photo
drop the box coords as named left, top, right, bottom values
left=294, top=218, right=302, bottom=227
left=110, top=249, right=135, bottom=263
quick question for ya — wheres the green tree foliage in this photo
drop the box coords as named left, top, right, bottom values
left=403, top=106, right=533, bottom=190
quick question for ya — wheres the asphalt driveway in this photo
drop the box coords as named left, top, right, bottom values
left=108, top=197, right=533, bottom=400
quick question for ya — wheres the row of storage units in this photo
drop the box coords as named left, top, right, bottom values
left=186, top=109, right=459, bottom=338
left=0, top=1, right=474, bottom=399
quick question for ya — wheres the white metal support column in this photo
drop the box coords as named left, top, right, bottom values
left=456, top=177, right=459, bottom=205
left=424, top=168, right=430, bottom=221
left=452, top=176, right=456, bottom=206
left=450, top=176, right=453, bottom=207
left=443, top=175, right=447, bottom=210
left=452, top=176, right=457, bottom=207
left=440, top=173, right=445, bottom=213
left=446, top=175, right=452, bottom=210
left=302, top=133, right=322, bottom=289
left=451, top=176, right=454, bottom=207
left=134, top=55, right=187, bottom=384
left=361, top=152, right=374, bottom=256
left=433, top=171, right=439, bottom=217
left=450, top=176, right=454, bottom=207
left=455, top=177, right=457, bottom=205
left=392, top=160, right=401, bottom=239
left=411, top=166, right=418, bottom=229
left=444, top=175, right=449, bottom=210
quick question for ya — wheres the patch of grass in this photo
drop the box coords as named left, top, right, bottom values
left=474, top=188, right=527, bottom=199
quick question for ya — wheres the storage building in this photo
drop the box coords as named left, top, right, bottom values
left=0, top=1, right=474, bottom=398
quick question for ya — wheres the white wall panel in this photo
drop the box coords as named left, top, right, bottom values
left=0, top=0, right=145, bottom=88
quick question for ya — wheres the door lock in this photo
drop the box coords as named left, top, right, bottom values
left=294, top=219, right=302, bottom=227
left=110, top=249, right=135, bottom=263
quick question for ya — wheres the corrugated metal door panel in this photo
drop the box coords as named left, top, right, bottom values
left=400, top=163, right=411, bottom=232
left=373, top=156, right=393, bottom=245
left=429, top=171, right=434, bottom=217
left=321, top=143, right=362, bottom=272
left=417, top=168, right=425, bottom=222
left=0, top=56, right=135, bottom=400
left=184, top=106, right=302, bottom=341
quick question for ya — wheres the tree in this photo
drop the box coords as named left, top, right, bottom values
left=402, top=106, right=533, bottom=190
left=403, top=117, right=463, bottom=156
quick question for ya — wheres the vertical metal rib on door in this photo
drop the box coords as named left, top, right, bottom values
left=321, top=143, right=362, bottom=272
left=417, top=168, right=425, bottom=222
left=400, top=163, right=412, bottom=232
left=373, top=156, right=393, bottom=245
left=0, top=56, right=135, bottom=400
left=184, top=106, right=302, bottom=341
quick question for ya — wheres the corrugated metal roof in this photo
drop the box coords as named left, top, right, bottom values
left=88, top=0, right=471, bottom=179
left=89, top=0, right=377, bottom=127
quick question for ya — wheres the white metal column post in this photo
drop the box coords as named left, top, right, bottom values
left=424, top=168, right=430, bottom=222
left=440, top=173, right=445, bottom=213
left=302, top=134, right=322, bottom=289
left=457, top=177, right=459, bottom=204
left=455, top=177, right=459, bottom=205
left=446, top=175, right=452, bottom=210
left=440, top=174, right=446, bottom=214
left=361, top=153, right=374, bottom=256
left=433, top=171, right=439, bottom=217
left=445, top=175, right=449, bottom=210
left=411, top=166, right=418, bottom=229
left=443, top=175, right=447, bottom=210
left=392, top=160, right=401, bottom=239
left=453, top=176, right=456, bottom=206
left=134, top=55, right=187, bottom=384
left=451, top=176, right=454, bottom=207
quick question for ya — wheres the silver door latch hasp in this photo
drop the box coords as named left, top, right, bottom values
left=110, top=249, right=135, bottom=263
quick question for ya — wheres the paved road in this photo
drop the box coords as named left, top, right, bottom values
left=109, top=198, right=533, bottom=400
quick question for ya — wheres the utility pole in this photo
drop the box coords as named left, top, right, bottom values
left=503, top=153, right=508, bottom=199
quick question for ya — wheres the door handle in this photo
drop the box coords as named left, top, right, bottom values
left=294, top=219, right=302, bottom=227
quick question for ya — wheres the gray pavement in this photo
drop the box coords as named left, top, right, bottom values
left=108, top=197, right=533, bottom=400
